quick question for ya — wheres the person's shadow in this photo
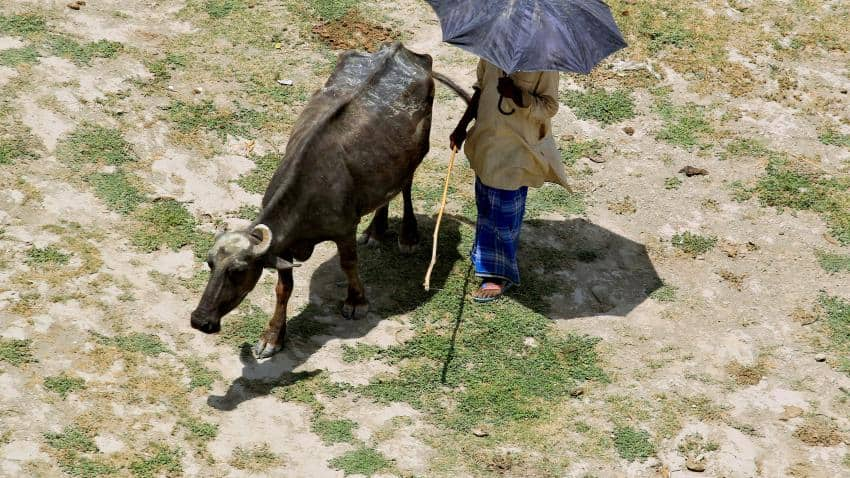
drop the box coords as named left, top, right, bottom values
left=208, top=214, right=661, bottom=410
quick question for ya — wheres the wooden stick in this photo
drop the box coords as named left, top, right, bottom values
left=424, top=146, right=458, bottom=291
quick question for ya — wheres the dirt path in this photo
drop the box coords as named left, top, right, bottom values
left=1, top=1, right=849, bottom=477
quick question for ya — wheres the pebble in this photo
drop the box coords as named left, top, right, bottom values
left=779, top=405, right=803, bottom=421
left=471, top=428, right=489, bottom=437
left=193, top=87, right=204, bottom=94
left=623, top=126, right=635, bottom=136
left=814, top=353, right=826, bottom=362
left=277, top=79, right=294, bottom=86
left=67, top=2, right=81, bottom=10
left=166, top=85, right=176, bottom=92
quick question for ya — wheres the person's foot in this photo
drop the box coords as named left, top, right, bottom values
left=473, top=280, right=511, bottom=303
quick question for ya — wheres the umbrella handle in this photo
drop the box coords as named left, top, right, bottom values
left=498, top=95, right=515, bottom=116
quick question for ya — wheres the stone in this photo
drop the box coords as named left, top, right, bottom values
left=814, top=353, right=826, bottom=362
left=623, top=126, right=635, bottom=136
left=686, top=457, right=707, bottom=472
left=472, top=428, right=489, bottom=437
left=779, top=406, right=803, bottom=421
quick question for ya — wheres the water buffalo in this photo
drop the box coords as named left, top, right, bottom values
left=190, top=42, right=470, bottom=358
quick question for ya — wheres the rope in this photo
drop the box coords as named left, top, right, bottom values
left=424, top=146, right=458, bottom=291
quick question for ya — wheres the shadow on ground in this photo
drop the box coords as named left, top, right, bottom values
left=208, top=214, right=661, bottom=410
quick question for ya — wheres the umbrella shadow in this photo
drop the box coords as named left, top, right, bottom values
left=207, top=215, right=661, bottom=410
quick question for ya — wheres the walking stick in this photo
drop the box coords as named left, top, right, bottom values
left=423, top=146, right=458, bottom=291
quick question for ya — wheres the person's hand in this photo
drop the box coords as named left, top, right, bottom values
left=497, top=76, right=522, bottom=103
left=449, top=127, right=467, bottom=150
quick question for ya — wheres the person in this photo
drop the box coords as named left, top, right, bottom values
left=450, top=58, right=570, bottom=302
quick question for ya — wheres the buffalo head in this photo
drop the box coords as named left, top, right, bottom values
left=190, top=224, right=292, bottom=334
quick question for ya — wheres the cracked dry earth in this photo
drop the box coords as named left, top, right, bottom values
left=1, top=0, right=850, bottom=477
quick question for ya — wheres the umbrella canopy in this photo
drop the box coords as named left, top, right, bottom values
left=426, top=0, right=627, bottom=74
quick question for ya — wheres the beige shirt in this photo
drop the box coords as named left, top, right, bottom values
left=464, top=59, right=569, bottom=191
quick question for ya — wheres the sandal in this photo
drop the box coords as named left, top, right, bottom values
left=473, top=280, right=513, bottom=303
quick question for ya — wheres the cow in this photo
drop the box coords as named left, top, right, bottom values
left=190, top=42, right=470, bottom=358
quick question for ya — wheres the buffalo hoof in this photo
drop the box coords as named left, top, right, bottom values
left=342, top=301, right=369, bottom=320
left=397, top=239, right=419, bottom=255
left=254, top=340, right=282, bottom=359
left=358, top=233, right=382, bottom=248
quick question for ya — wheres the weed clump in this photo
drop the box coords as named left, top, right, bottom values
left=96, top=332, right=172, bottom=357
left=816, top=251, right=850, bottom=274
left=0, top=137, right=36, bottom=164
left=0, top=338, right=36, bottom=365
left=819, top=129, right=850, bottom=148
left=526, top=184, right=585, bottom=218
left=560, top=139, right=604, bottom=166
left=183, top=357, right=222, bottom=391
left=26, top=246, right=71, bottom=266
left=50, top=37, right=123, bottom=65
left=561, top=89, right=635, bottom=126
left=131, top=200, right=199, bottom=252
left=341, top=343, right=382, bottom=363
left=311, top=417, right=358, bottom=444
left=672, top=232, right=717, bottom=256
left=44, top=374, right=86, bottom=399
left=129, top=444, right=182, bottom=478
left=230, top=443, right=283, bottom=471
left=820, top=294, right=850, bottom=375
left=0, top=46, right=40, bottom=66
left=236, top=153, right=281, bottom=194
left=329, top=447, right=391, bottom=476
left=654, top=100, right=712, bottom=148
left=0, top=14, right=47, bottom=36
left=613, top=426, right=655, bottom=461
left=90, top=171, right=145, bottom=214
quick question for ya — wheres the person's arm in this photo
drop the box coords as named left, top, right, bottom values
left=449, top=88, right=481, bottom=150
left=497, top=72, right=560, bottom=121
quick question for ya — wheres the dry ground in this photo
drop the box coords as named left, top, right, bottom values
left=1, top=0, right=849, bottom=477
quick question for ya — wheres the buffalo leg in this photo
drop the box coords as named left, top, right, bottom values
left=358, top=205, right=388, bottom=247
left=254, top=267, right=294, bottom=359
left=398, top=179, right=419, bottom=254
left=338, top=234, right=369, bottom=320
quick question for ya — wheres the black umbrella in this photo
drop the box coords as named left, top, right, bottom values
left=427, top=0, right=627, bottom=112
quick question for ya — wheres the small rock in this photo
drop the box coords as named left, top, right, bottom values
left=569, top=387, right=585, bottom=397
left=623, top=126, right=635, bottom=136
left=587, top=156, right=606, bottom=164
left=77, top=0, right=86, bottom=4
left=686, top=457, right=707, bottom=472
left=779, top=405, right=804, bottom=421
left=277, top=79, right=294, bottom=86
left=193, top=87, right=204, bottom=94
left=560, top=134, right=575, bottom=142
left=680, top=166, right=709, bottom=177
left=814, top=353, right=826, bottom=362
left=166, top=85, right=176, bottom=92
left=472, top=428, right=489, bottom=437
left=67, top=2, right=80, bottom=10
left=841, top=89, right=848, bottom=95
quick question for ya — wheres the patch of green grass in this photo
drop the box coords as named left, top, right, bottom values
left=180, top=268, right=210, bottom=293
left=755, top=156, right=850, bottom=244
left=235, top=204, right=260, bottom=220
left=167, top=100, right=267, bottom=140
left=817, top=251, right=850, bottom=274
left=819, top=129, right=850, bottom=147
left=820, top=294, right=850, bottom=376
left=230, top=443, right=283, bottom=472
left=96, top=333, right=172, bottom=357
left=59, top=125, right=136, bottom=166
left=0, top=137, right=37, bottom=164
left=90, top=171, right=145, bottom=214
left=526, top=185, right=585, bottom=218
left=205, top=0, right=246, bottom=18
left=219, top=303, right=268, bottom=348
left=561, top=89, right=635, bottom=126
left=329, top=447, right=391, bottom=476
left=730, top=180, right=754, bottom=202
left=612, top=426, right=655, bottom=461
left=58, top=456, right=116, bottom=477
left=131, top=200, right=198, bottom=252
left=722, top=138, right=770, bottom=160
left=672, top=232, right=717, bottom=256
left=129, top=444, right=182, bottom=478
left=236, top=153, right=280, bottom=194
left=654, top=100, right=712, bottom=148
left=147, top=53, right=187, bottom=81
left=50, top=37, right=123, bottom=65
left=560, top=139, right=604, bottom=166
left=312, top=417, right=358, bottom=444
left=44, top=374, right=86, bottom=399
left=341, top=343, right=382, bottom=363
left=649, top=283, right=677, bottom=302
left=678, top=433, right=719, bottom=456
left=0, top=338, right=36, bottom=365
left=307, top=0, right=361, bottom=20
left=0, top=46, right=40, bottom=66
left=26, top=246, right=71, bottom=266
left=179, top=417, right=218, bottom=442
left=664, top=177, right=682, bottom=190
left=183, top=357, right=222, bottom=391
left=44, top=426, right=97, bottom=454
left=0, top=14, right=47, bottom=36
